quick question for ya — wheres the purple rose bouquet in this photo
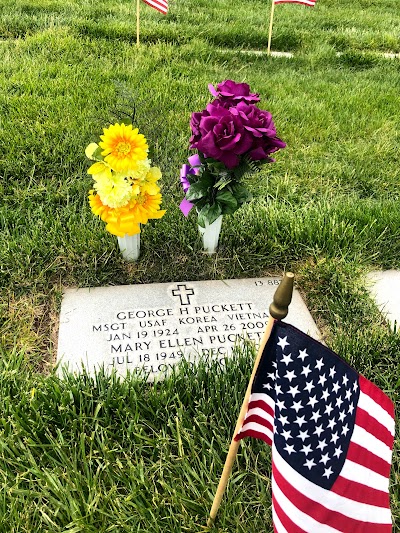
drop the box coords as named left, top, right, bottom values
left=180, top=80, right=286, bottom=228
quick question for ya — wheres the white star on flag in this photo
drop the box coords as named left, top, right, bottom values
left=281, top=353, right=293, bottom=365
left=298, top=348, right=309, bottom=361
left=277, top=336, right=290, bottom=350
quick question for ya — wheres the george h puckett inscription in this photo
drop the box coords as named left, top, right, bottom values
left=57, top=278, right=319, bottom=380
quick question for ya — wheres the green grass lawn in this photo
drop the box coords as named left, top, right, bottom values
left=0, top=0, right=399, bottom=530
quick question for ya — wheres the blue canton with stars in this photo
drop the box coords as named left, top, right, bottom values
left=253, top=322, right=360, bottom=490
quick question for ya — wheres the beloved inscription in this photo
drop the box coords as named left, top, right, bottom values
left=57, top=278, right=319, bottom=380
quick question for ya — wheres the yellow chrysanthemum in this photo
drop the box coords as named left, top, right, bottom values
left=87, top=161, right=112, bottom=180
left=88, top=191, right=140, bottom=237
left=99, top=123, right=148, bottom=173
left=94, top=172, right=133, bottom=208
left=128, top=192, right=166, bottom=224
left=126, top=158, right=151, bottom=181
left=137, top=166, right=162, bottom=195
left=89, top=190, right=112, bottom=222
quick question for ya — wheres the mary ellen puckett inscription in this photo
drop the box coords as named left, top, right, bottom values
left=57, top=278, right=319, bottom=380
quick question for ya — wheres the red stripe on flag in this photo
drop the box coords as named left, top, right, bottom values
left=247, top=398, right=275, bottom=418
left=142, top=0, right=168, bottom=14
left=274, top=0, right=315, bottom=5
left=241, top=414, right=273, bottom=430
left=273, top=462, right=391, bottom=532
left=235, top=429, right=272, bottom=445
left=331, top=474, right=390, bottom=508
left=347, top=441, right=391, bottom=479
left=273, top=495, right=308, bottom=533
left=355, top=408, right=394, bottom=449
left=359, top=376, right=394, bottom=418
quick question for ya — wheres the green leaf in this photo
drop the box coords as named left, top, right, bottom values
left=186, top=174, right=199, bottom=186
left=198, top=172, right=215, bottom=188
left=194, top=198, right=208, bottom=211
left=216, top=190, right=238, bottom=215
left=231, top=183, right=252, bottom=205
left=197, top=203, right=222, bottom=228
left=92, top=146, right=104, bottom=161
left=186, top=182, right=210, bottom=201
left=214, top=176, right=232, bottom=190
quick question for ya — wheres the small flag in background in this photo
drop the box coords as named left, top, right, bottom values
left=142, top=0, right=168, bottom=14
left=274, top=0, right=316, bottom=6
left=236, top=322, right=395, bottom=532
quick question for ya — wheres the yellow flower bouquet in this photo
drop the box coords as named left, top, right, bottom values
left=86, top=121, right=165, bottom=260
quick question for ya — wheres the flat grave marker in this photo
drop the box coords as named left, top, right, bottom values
left=366, top=270, right=400, bottom=330
left=57, top=277, right=320, bottom=380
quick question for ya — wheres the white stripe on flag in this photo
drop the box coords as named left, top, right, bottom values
left=352, top=425, right=393, bottom=464
left=272, top=473, right=342, bottom=533
left=249, top=392, right=276, bottom=411
left=143, top=0, right=168, bottom=13
left=358, top=391, right=395, bottom=436
left=273, top=446, right=392, bottom=524
left=244, top=406, right=274, bottom=423
left=239, top=421, right=273, bottom=442
left=340, top=459, right=390, bottom=493
left=275, top=0, right=316, bottom=5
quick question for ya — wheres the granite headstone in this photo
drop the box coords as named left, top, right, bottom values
left=57, top=277, right=320, bottom=380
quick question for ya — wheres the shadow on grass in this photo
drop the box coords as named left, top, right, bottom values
left=73, top=20, right=304, bottom=52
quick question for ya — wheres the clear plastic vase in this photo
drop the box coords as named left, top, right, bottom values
left=117, top=233, right=140, bottom=261
left=198, top=215, right=223, bottom=254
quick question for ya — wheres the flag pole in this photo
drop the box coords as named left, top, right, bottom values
left=207, top=272, right=294, bottom=527
left=136, top=0, right=140, bottom=47
left=267, top=0, right=276, bottom=56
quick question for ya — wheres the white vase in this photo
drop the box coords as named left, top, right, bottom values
left=198, top=215, right=223, bottom=254
left=117, top=233, right=140, bottom=261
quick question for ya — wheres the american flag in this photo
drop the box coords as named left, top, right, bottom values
left=235, top=322, right=395, bottom=532
left=142, top=0, right=168, bottom=15
left=274, top=0, right=316, bottom=6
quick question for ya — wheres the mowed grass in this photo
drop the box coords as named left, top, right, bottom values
left=0, top=0, right=399, bottom=530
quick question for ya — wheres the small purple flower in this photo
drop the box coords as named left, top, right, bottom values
left=208, top=80, right=260, bottom=105
left=180, top=154, right=201, bottom=191
left=179, top=155, right=202, bottom=217
left=180, top=164, right=194, bottom=193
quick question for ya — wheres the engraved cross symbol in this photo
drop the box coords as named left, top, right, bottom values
left=172, top=284, right=195, bottom=306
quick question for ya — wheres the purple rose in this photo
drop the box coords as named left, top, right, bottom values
left=189, top=109, right=208, bottom=146
left=230, top=102, right=286, bottom=161
left=190, top=103, right=253, bottom=169
left=189, top=100, right=226, bottom=145
left=208, top=80, right=260, bottom=105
